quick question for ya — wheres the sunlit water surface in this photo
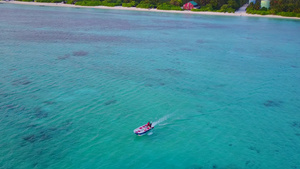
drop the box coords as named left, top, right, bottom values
left=0, top=3, right=300, bottom=169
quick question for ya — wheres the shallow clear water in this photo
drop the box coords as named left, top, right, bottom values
left=0, top=3, right=300, bottom=169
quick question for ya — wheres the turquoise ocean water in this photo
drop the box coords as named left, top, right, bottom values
left=0, top=3, right=300, bottom=169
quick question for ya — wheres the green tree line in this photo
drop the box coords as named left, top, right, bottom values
left=191, top=0, right=248, bottom=12
left=17, top=0, right=248, bottom=12
left=247, top=0, right=300, bottom=17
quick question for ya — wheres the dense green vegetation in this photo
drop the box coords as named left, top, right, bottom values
left=75, top=0, right=122, bottom=6
left=136, top=0, right=155, bottom=8
left=246, top=0, right=300, bottom=17
left=36, top=0, right=62, bottom=3
left=192, top=0, right=247, bottom=12
left=122, top=1, right=136, bottom=7
left=157, top=3, right=183, bottom=10
left=16, top=0, right=300, bottom=16
left=18, top=0, right=247, bottom=12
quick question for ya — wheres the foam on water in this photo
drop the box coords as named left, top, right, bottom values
left=152, top=114, right=172, bottom=127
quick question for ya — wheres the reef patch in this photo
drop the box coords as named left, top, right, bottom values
left=1, top=104, right=26, bottom=112
left=196, top=39, right=207, bottom=44
left=104, top=100, right=117, bottom=106
left=57, top=54, right=70, bottom=60
left=144, top=84, right=153, bottom=87
left=291, top=65, right=297, bottom=68
left=249, top=146, right=260, bottom=154
left=0, top=93, right=9, bottom=98
left=43, top=101, right=56, bottom=105
left=12, top=77, right=31, bottom=86
left=291, top=121, right=300, bottom=129
left=39, top=131, right=52, bottom=141
left=34, top=107, right=48, bottom=118
left=263, top=100, right=283, bottom=107
left=181, top=48, right=194, bottom=52
left=72, top=51, right=89, bottom=57
left=22, top=131, right=52, bottom=143
left=23, top=135, right=36, bottom=143
left=156, top=68, right=182, bottom=76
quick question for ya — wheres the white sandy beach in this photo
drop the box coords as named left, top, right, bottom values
left=1, top=0, right=300, bottom=20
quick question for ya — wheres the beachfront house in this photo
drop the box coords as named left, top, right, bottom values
left=249, top=0, right=256, bottom=4
left=261, top=0, right=270, bottom=9
left=183, top=1, right=200, bottom=10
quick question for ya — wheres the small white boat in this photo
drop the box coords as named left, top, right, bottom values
left=133, top=123, right=154, bottom=136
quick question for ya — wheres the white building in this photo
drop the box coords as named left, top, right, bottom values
left=261, top=0, right=270, bottom=9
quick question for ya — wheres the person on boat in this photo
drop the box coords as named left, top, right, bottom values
left=146, top=122, right=152, bottom=129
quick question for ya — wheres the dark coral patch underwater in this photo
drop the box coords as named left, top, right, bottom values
left=22, top=120, right=73, bottom=144
left=196, top=39, right=209, bottom=44
left=56, top=51, right=89, bottom=60
left=291, top=65, right=298, bottom=68
left=34, top=107, right=48, bottom=118
left=12, top=77, right=32, bottom=86
left=22, top=131, right=52, bottom=144
left=0, top=93, right=9, bottom=98
left=43, top=101, right=56, bottom=105
left=1, top=104, right=26, bottom=114
left=156, top=68, right=182, bottom=76
left=291, top=121, right=300, bottom=129
left=143, top=78, right=166, bottom=87
left=248, top=146, right=260, bottom=154
left=263, top=100, right=283, bottom=107
left=104, top=100, right=117, bottom=106
left=72, top=51, right=89, bottom=57
left=57, top=54, right=70, bottom=60
left=23, top=134, right=36, bottom=143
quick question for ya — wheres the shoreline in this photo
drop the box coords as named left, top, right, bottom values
left=2, top=1, right=300, bottom=20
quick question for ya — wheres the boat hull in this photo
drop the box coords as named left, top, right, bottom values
left=134, top=124, right=154, bottom=136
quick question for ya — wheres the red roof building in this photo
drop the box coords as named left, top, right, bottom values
left=183, top=1, right=199, bottom=10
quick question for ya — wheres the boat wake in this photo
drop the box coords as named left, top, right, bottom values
left=152, top=114, right=172, bottom=127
